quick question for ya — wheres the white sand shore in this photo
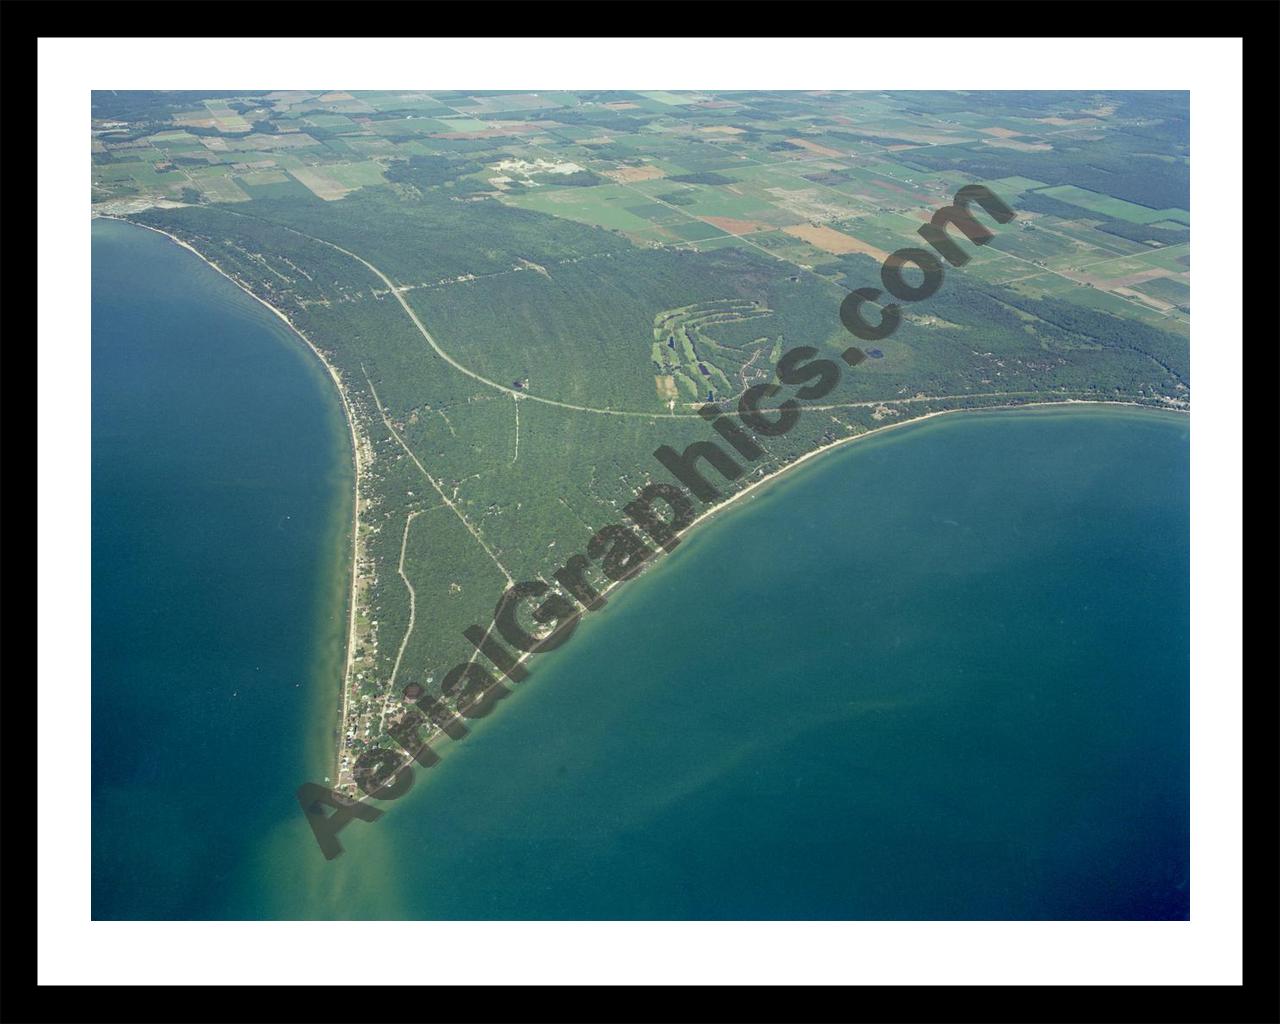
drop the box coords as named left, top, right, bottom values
left=95, top=214, right=1187, bottom=799
left=100, top=216, right=367, bottom=785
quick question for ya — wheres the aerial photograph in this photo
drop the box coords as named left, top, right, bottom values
left=90, top=88, right=1190, bottom=921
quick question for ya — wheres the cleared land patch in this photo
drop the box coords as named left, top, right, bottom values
left=289, top=166, right=357, bottom=201
left=982, top=138, right=1053, bottom=153
left=787, top=137, right=845, bottom=157
left=783, top=223, right=890, bottom=258
left=652, top=298, right=777, bottom=403
left=1038, top=184, right=1190, bottom=226
left=603, top=164, right=666, bottom=183
left=91, top=88, right=1191, bottom=787
left=703, top=216, right=773, bottom=235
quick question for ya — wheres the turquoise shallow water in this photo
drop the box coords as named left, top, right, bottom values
left=93, top=220, right=1189, bottom=919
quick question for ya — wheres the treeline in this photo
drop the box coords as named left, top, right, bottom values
left=1017, top=191, right=1188, bottom=246
left=527, top=107, right=653, bottom=134
left=576, top=142, right=634, bottom=161
left=825, top=129, right=918, bottom=147
left=160, top=181, right=629, bottom=286
left=91, top=90, right=268, bottom=123
left=899, top=133, right=1189, bottom=211
left=820, top=251, right=1187, bottom=390
left=1096, top=220, right=1189, bottom=247
left=384, top=154, right=490, bottom=191
left=532, top=170, right=604, bottom=187
left=667, top=171, right=738, bottom=186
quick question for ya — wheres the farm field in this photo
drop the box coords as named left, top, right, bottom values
left=92, top=89, right=1190, bottom=796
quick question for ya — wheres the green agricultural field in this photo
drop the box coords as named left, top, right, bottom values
left=436, top=116, right=488, bottom=133
left=684, top=234, right=753, bottom=254
left=1132, top=243, right=1191, bottom=272
left=664, top=184, right=800, bottom=225
left=237, top=170, right=291, bottom=187
left=664, top=220, right=729, bottom=242
left=92, top=89, right=1190, bottom=784
left=1055, top=284, right=1183, bottom=329
left=501, top=184, right=666, bottom=233
left=188, top=173, right=251, bottom=203
left=1133, top=275, right=1190, bottom=308
left=982, top=175, right=1050, bottom=195
left=635, top=90, right=696, bottom=106
left=986, top=222, right=1085, bottom=263
left=325, top=161, right=389, bottom=188
left=1037, top=184, right=1191, bottom=226
left=621, top=202, right=689, bottom=226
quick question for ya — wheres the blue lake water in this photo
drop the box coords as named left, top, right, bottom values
left=93, top=218, right=1189, bottom=920
left=92, top=219, right=351, bottom=919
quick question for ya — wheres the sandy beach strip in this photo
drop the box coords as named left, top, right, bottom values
left=96, top=214, right=1186, bottom=799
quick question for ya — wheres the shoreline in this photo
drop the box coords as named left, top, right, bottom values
left=98, top=216, right=366, bottom=785
left=374, top=397, right=1188, bottom=793
left=96, top=214, right=1188, bottom=798
left=650, top=397, right=1187, bottom=555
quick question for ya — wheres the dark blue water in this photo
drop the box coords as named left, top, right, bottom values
left=345, top=405, right=1189, bottom=921
left=93, top=218, right=1188, bottom=919
left=92, top=219, right=351, bottom=919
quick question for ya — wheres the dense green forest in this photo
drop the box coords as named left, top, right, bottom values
left=103, top=88, right=1189, bottom=783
